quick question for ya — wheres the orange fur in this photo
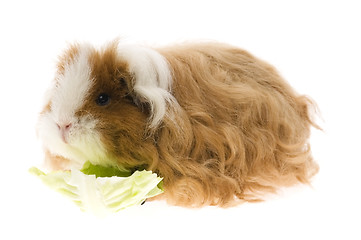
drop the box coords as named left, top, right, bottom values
left=153, top=43, right=319, bottom=206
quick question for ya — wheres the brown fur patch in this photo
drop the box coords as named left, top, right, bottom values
left=152, top=43, right=319, bottom=206
left=78, top=41, right=158, bottom=171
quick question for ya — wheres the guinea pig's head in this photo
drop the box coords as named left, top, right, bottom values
left=37, top=41, right=174, bottom=171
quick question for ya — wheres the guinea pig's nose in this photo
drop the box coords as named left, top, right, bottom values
left=56, top=123, right=72, bottom=130
left=56, top=123, right=72, bottom=143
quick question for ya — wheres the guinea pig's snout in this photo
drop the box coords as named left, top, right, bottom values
left=56, top=122, right=73, bottom=144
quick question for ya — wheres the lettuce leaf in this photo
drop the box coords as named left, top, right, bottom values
left=29, top=163, right=163, bottom=216
left=80, top=161, right=132, bottom=178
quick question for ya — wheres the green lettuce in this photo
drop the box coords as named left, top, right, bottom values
left=29, top=162, right=163, bottom=216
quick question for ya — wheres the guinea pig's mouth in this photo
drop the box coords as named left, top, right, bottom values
left=43, top=120, right=115, bottom=170
left=38, top=113, right=134, bottom=173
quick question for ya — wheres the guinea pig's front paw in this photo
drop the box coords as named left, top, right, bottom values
left=44, top=150, right=72, bottom=171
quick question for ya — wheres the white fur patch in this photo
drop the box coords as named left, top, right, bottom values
left=37, top=44, right=120, bottom=169
left=117, top=44, right=175, bottom=128
left=51, top=44, right=94, bottom=126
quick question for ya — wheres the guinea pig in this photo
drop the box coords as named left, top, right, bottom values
left=37, top=40, right=319, bottom=207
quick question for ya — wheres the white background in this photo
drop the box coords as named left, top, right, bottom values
left=1, top=0, right=360, bottom=239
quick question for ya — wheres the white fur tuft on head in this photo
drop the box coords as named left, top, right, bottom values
left=51, top=44, right=94, bottom=125
left=117, top=44, right=175, bottom=129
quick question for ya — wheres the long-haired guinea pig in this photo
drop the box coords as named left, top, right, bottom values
left=37, top=40, right=319, bottom=207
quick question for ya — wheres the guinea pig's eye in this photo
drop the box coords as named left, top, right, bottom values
left=96, top=93, right=110, bottom=106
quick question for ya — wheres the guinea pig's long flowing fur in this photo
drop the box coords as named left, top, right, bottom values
left=37, top=40, right=319, bottom=207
